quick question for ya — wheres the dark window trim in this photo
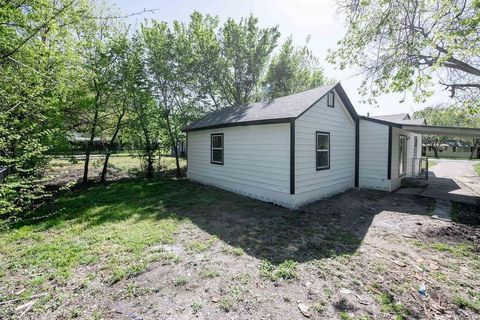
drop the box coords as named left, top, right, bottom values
left=316, top=131, right=330, bottom=171
left=398, top=134, right=408, bottom=177
left=210, top=133, right=224, bottom=165
left=327, top=91, right=335, bottom=108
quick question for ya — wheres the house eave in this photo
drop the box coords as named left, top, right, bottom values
left=182, top=117, right=295, bottom=132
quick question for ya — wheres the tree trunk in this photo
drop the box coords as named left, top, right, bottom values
left=100, top=107, right=126, bottom=183
left=83, top=98, right=100, bottom=184
left=433, top=146, right=439, bottom=159
left=470, top=139, right=478, bottom=159
left=146, top=152, right=154, bottom=179
left=141, top=124, right=154, bottom=179
left=165, top=112, right=181, bottom=177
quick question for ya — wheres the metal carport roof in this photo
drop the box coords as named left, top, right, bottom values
left=401, top=124, right=480, bottom=138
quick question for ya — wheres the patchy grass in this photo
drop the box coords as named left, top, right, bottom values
left=223, top=246, right=245, bottom=256
left=430, top=242, right=475, bottom=258
left=200, top=269, right=220, bottom=279
left=191, top=302, right=203, bottom=313
left=0, top=178, right=478, bottom=319
left=453, top=290, right=480, bottom=313
left=174, top=276, right=188, bottom=287
left=375, top=292, right=408, bottom=319
left=0, top=179, right=227, bottom=309
left=187, top=237, right=217, bottom=253
left=259, top=260, right=298, bottom=281
left=474, top=163, right=480, bottom=176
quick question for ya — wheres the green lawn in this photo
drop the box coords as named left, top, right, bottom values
left=0, top=178, right=230, bottom=315
left=474, top=163, right=480, bottom=176
left=1, top=178, right=479, bottom=319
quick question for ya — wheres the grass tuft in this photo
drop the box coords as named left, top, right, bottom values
left=453, top=290, right=480, bottom=313
left=259, top=259, right=298, bottom=281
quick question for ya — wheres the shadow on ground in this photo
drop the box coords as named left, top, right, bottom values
left=175, top=187, right=433, bottom=263
left=14, top=178, right=434, bottom=263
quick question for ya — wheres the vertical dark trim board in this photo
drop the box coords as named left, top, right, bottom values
left=387, top=126, right=392, bottom=180
left=290, top=119, right=295, bottom=195
left=355, top=119, right=359, bottom=187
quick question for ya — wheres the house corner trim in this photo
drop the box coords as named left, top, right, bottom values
left=290, top=119, right=295, bottom=195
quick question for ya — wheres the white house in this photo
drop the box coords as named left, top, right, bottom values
left=422, top=141, right=479, bottom=159
left=183, top=83, right=426, bottom=209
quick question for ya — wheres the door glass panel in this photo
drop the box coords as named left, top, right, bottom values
left=399, top=136, right=407, bottom=175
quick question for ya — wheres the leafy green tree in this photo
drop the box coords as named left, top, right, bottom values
left=329, top=0, right=480, bottom=112
left=264, top=36, right=329, bottom=99
left=414, top=105, right=472, bottom=158
left=217, top=15, right=280, bottom=106
left=99, top=34, right=131, bottom=183
left=75, top=6, right=127, bottom=184
left=185, top=12, right=224, bottom=111
left=122, top=34, right=161, bottom=178
left=0, top=0, right=92, bottom=218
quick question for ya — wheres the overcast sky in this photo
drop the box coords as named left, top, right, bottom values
left=115, top=0, right=448, bottom=116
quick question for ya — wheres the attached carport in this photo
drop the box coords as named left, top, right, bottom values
left=396, top=124, right=480, bottom=206
left=401, top=124, right=480, bottom=138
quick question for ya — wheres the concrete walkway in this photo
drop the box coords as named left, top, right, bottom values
left=397, top=159, right=480, bottom=206
left=425, top=159, right=480, bottom=205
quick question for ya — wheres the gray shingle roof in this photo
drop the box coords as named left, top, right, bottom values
left=400, top=118, right=426, bottom=125
left=371, top=113, right=410, bottom=122
left=184, top=83, right=357, bottom=132
left=370, top=113, right=425, bottom=125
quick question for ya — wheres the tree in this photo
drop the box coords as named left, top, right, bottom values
left=0, top=0, right=93, bottom=218
left=264, top=36, right=329, bottom=99
left=75, top=5, right=127, bottom=184
left=413, top=105, right=472, bottom=158
left=123, top=34, right=161, bottom=178
left=99, top=34, right=131, bottom=183
left=216, top=15, right=280, bottom=106
left=329, top=0, right=480, bottom=112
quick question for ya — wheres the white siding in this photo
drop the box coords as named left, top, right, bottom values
left=293, top=90, right=355, bottom=206
left=186, top=123, right=294, bottom=208
left=358, top=120, right=391, bottom=190
left=391, top=128, right=423, bottom=189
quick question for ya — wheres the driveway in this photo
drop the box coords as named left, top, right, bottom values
left=423, top=159, right=480, bottom=205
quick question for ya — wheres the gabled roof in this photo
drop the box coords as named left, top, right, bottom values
left=183, top=83, right=357, bottom=132
left=371, top=113, right=411, bottom=122
left=400, top=118, right=426, bottom=125
left=368, top=113, right=425, bottom=125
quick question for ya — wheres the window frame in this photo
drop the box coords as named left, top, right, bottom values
left=210, top=133, right=224, bottom=165
left=327, top=91, right=335, bottom=108
left=316, top=131, right=330, bottom=171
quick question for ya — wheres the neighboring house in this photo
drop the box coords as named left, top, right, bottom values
left=183, top=83, right=426, bottom=209
left=422, top=141, right=479, bottom=159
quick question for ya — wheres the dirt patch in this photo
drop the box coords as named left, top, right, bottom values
left=3, top=185, right=479, bottom=319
